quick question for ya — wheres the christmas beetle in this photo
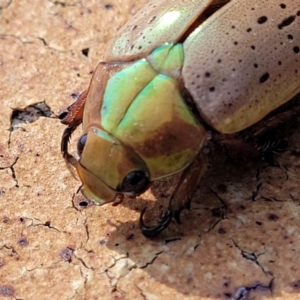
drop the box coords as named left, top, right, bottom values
left=60, top=0, right=300, bottom=237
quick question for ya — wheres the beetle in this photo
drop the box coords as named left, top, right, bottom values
left=60, top=0, right=300, bottom=237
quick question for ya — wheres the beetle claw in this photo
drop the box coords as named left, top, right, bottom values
left=139, top=207, right=173, bottom=238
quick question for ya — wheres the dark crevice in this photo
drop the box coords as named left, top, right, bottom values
left=71, top=194, right=80, bottom=212
left=232, top=278, right=274, bottom=300
left=290, top=193, right=298, bottom=202
left=10, top=101, right=54, bottom=132
left=83, top=221, right=90, bottom=242
left=252, top=182, right=262, bottom=201
left=140, top=251, right=163, bottom=269
left=104, top=4, right=113, bottom=10
left=261, top=195, right=287, bottom=202
left=0, top=34, right=35, bottom=44
left=194, top=243, right=201, bottom=251
left=48, top=0, right=81, bottom=7
left=71, top=193, right=94, bottom=211
left=10, top=157, right=19, bottom=187
left=32, top=220, right=60, bottom=231
left=252, top=167, right=262, bottom=201
left=38, top=37, right=47, bottom=46
left=0, top=157, right=19, bottom=187
left=81, top=48, right=89, bottom=57
left=164, top=237, right=181, bottom=244
left=135, top=285, right=147, bottom=300
left=208, top=187, right=228, bottom=208
left=207, top=217, right=225, bottom=232
left=75, top=255, right=94, bottom=270
left=206, top=187, right=228, bottom=232
left=232, top=240, right=270, bottom=276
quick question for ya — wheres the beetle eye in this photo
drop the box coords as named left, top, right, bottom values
left=77, top=134, right=87, bottom=155
left=121, top=171, right=149, bottom=194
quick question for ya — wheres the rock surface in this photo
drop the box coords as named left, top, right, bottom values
left=1, top=0, right=300, bottom=299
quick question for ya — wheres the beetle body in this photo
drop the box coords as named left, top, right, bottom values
left=61, top=0, right=300, bottom=236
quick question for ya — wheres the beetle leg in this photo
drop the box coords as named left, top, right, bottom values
left=140, top=207, right=173, bottom=238
left=256, top=136, right=288, bottom=167
left=140, top=152, right=208, bottom=237
left=240, top=97, right=300, bottom=165
left=59, top=89, right=88, bottom=126
left=212, top=95, right=300, bottom=165
left=61, top=125, right=79, bottom=165
left=60, top=90, right=88, bottom=167
left=169, top=152, right=208, bottom=224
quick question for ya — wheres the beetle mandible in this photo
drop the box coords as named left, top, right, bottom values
left=60, top=0, right=300, bottom=237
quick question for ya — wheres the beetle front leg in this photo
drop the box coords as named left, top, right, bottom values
left=59, top=90, right=88, bottom=166
left=140, top=152, right=208, bottom=237
left=59, top=89, right=88, bottom=126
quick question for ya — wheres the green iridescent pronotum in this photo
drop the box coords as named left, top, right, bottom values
left=60, top=0, right=300, bottom=237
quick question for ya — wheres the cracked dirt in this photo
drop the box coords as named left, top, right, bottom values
left=1, top=0, right=300, bottom=299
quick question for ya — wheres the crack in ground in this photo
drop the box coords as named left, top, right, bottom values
left=30, top=220, right=60, bottom=232
left=74, top=254, right=94, bottom=270
left=9, top=157, right=19, bottom=187
left=208, top=186, right=228, bottom=208
left=206, top=187, right=228, bottom=232
left=290, top=193, right=298, bottom=202
left=232, top=239, right=270, bottom=276
left=0, top=34, right=59, bottom=53
left=282, top=164, right=289, bottom=180
left=104, top=250, right=165, bottom=290
left=164, top=237, right=181, bottom=244
left=36, top=35, right=70, bottom=52
left=252, top=167, right=262, bottom=201
left=0, top=34, right=36, bottom=44
left=10, top=101, right=54, bottom=132
left=135, top=285, right=147, bottom=300
left=8, top=101, right=54, bottom=147
left=82, top=219, right=90, bottom=243
left=261, top=195, right=287, bottom=202
left=37, top=36, right=47, bottom=46
left=207, top=218, right=224, bottom=233
left=0, top=157, right=19, bottom=187
left=48, top=0, right=82, bottom=7
left=232, top=278, right=274, bottom=300
left=139, top=251, right=163, bottom=269
left=68, top=270, right=88, bottom=300
left=0, top=244, right=20, bottom=257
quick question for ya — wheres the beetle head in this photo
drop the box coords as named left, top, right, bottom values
left=75, top=126, right=150, bottom=204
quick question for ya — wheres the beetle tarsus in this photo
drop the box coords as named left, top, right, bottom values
left=61, top=125, right=78, bottom=165
left=60, top=90, right=88, bottom=168
left=258, top=136, right=288, bottom=167
left=140, top=207, right=173, bottom=237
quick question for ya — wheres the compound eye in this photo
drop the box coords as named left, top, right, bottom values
left=77, top=134, right=87, bottom=156
left=121, top=171, right=149, bottom=194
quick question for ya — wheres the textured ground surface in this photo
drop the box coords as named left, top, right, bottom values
left=1, top=0, right=300, bottom=299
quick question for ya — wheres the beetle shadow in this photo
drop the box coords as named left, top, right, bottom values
left=101, top=128, right=300, bottom=299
